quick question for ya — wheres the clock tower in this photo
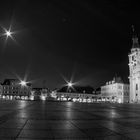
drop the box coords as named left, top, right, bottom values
left=129, top=27, right=140, bottom=103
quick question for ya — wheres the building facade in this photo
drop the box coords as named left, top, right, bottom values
left=128, top=33, right=140, bottom=103
left=31, top=88, right=49, bottom=100
left=55, top=85, right=97, bottom=102
left=56, top=92, right=99, bottom=102
left=1, top=79, right=32, bottom=99
left=101, top=77, right=129, bottom=103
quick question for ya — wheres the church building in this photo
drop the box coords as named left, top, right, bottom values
left=128, top=27, right=140, bottom=103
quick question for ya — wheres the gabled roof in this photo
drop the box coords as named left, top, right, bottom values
left=58, top=85, right=94, bottom=94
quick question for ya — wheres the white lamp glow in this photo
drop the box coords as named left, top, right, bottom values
left=5, top=30, right=12, bottom=37
left=20, top=80, right=27, bottom=86
left=67, top=82, right=73, bottom=87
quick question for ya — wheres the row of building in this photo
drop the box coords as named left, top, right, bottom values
left=0, top=78, right=97, bottom=102
left=0, top=77, right=133, bottom=104
left=0, top=77, right=127, bottom=103
left=54, top=77, right=129, bottom=103
left=0, top=79, right=32, bottom=99
left=0, top=79, right=51, bottom=100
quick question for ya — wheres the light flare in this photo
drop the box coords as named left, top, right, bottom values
left=67, top=82, right=73, bottom=87
left=0, top=24, right=18, bottom=46
left=19, top=80, right=27, bottom=87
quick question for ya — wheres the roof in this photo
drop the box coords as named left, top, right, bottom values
left=1, top=79, right=19, bottom=85
left=58, top=85, right=95, bottom=94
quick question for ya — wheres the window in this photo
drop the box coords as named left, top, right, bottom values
left=118, top=92, right=122, bottom=95
left=132, top=56, right=134, bottom=61
left=136, top=84, right=138, bottom=90
left=118, top=85, right=122, bottom=89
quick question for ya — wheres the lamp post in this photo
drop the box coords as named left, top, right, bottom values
left=67, top=82, right=73, bottom=93
left=67, top=82, right=73, bottom=88
left=19, top=80, right=27, bottom=99
left=5, top=30, right=12, bottom=38
left=0, top=25, right=15, bottom=42
left=19, top=80, right=27, bottom=87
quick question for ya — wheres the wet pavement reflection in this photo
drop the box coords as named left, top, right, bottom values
left=1, top=100, right=140, bottom=139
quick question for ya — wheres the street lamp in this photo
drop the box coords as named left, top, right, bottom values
left=19, top=80, right=27, bottom=87
left=3, top=28, right=14, bottom=40
left=67, top=81, right=74, bottom=93
left=0, top=25, right=15, bottom=41
left=5, top=30, right=12, bottom=37
left=67, top=82, right=73, bottom=87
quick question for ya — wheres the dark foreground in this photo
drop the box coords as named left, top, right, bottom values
left=0, top=101, right=140, bottom=140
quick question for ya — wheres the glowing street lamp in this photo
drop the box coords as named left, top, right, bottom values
left=5, top=30, right=12, bottom=37
left=67, top=81, right=74, bottom=93
left=19, top=80, right=27, bottom=87
left=3, top=28, right=15, bottom=40
left=67, top=82, right=73, bottom=87
left=0, top=25, right=15, bottom=42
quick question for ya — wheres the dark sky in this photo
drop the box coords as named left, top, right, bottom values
left=0, top=0, right=140, bottom=89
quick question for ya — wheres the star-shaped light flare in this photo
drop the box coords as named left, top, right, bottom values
left=0, top=25, right=16, bottom=44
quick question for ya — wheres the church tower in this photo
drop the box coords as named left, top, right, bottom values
left=129, top=26, right=140, bottom=103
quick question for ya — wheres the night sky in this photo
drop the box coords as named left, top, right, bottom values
left=0, top=0, right=140, bottom=89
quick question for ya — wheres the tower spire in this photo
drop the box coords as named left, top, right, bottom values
left=131, top=25, right=140, bottom=48
left=132, top=25, right=135, bottom=33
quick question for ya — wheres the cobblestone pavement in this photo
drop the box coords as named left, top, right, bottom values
left=0, top=100, right=140, bottom=139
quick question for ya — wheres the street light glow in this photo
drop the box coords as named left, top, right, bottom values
left=5, top=30, right=12, bottom=37
left=67, top=82, right=73, bottom=87
left=20, top=80, right=27, bottom=87
left=0, top=25, right=16, bottom=42
left=3, top=27, right=13, bottom=39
